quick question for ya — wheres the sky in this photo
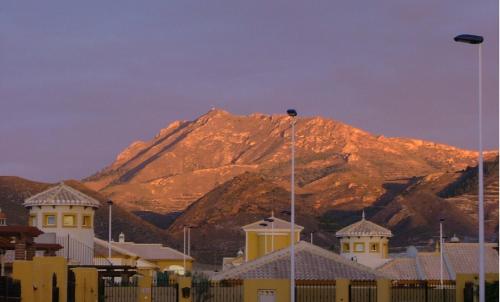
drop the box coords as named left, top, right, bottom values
left=0, top=1, right=498, bottom=182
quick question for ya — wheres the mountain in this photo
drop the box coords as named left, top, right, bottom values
left=82, top=109, right=498, bottom=262
left=0, top=176, right=170, bottom=245
left=84, top=109, right=480, bottom=213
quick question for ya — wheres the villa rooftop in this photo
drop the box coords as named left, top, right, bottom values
left=336, top=213, right=392, bottom=238
left=212, top=241, right=388, bottom=281
left=24, top=182, right=101, bottom=208
left=242, top=216, right=304, bottom=231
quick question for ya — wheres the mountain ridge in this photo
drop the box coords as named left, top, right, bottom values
left=83, top=109, right=483, bottom=214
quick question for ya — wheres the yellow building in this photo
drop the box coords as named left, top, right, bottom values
left=94, top=232, right=194, bottom=275
left=242, top=215, right=303, bottom=262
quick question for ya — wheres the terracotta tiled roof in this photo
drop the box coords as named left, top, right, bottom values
left=376, top=243, right=499, bottom=280
left=377, top=258, right=420, bottom=280
left=212, top=241, right=388, bottom=281
left=444, top=243, right=499, bottom=275
left=417, top=253, right=451, bottom=280
left=24, top=183, right=101, bottom=208
left=336, top=217, right=392, bottom=238
left=112, top=241, right=193, bottom=261
left=242, top=216, right=304, bottom=231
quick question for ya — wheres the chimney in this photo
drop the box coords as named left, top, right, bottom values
left=119, top=232, right=125, bottom=243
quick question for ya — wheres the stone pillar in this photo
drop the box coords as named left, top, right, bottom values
left=137, top=269, right=153, bottom=302
left=376, top=279, right=391, bottom=302
left=178, top=276, right=192, bottom=302
left=335, top=279, right=350, bottom=302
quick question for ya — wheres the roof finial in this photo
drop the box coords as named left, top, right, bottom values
left=362, top=210, right=365, bottom=220
left=271, top=210, right=274, bottom=218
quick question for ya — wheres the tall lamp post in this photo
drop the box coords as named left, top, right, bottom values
left=287, top=108, right=297, bottom=302
left=453, top=33, right=484, bottom=302
left=107, top=200, right=113, bottom=261
left=439, top=218, right=444, bottom=288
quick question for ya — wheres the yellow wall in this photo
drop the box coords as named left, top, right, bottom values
left=247, top=231, right=301, bottom=261
left=243, top=279, right=290, bottom=302
left=71, top=267, right=98, bottom=302
left=138, top=269, right=153, bottom=302
left=455, top=273, right=499, bottom=302
left=177, top=276, right=192, bottom=302
left=13, top=256, right=68, bottom=302
left=376, top=279, right=391, bottom=302
left=335, top=279, right=349, bottom=302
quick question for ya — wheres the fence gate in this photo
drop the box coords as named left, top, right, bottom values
left=98, top=276, right=139, bottom=302
left=391, top=280, right=455, bottom=302
left=192, top=280, right=243, bottom=302
left=349, top=280, right=377, bottom=302
left=152, top=272, right=178, bottom=302
left=0, top=276, right=21, bottom=302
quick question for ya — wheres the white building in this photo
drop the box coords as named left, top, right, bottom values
left=335, top=211, right=392, bottom=269
left=23, top=182, right=100, bottom=265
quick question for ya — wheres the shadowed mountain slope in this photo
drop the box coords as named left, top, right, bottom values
left=0, top=176, right=169, bottom=244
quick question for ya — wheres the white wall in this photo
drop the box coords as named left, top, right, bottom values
left=29, top=205, right=96, bottom=264
left=339, top=236, right=390, bottom=269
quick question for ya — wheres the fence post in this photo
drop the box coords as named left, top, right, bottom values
left=376, top=279, right=391, bottom=302
left=424, top=281, right=428, bottom=302
left=138, top=269, right=153, bottom=302
left=335, top=279, right=350, bottom=302
left=178, top=276, right=192, bottom=302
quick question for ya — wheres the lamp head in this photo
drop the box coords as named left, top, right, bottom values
left=107, top=200, right=113, bottom=206
left=454, top=34, right=484, bottom=44
left=286, top=109, right=297, bottom=117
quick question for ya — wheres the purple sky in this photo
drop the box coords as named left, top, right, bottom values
left=1, top=1, right=498, bottom=182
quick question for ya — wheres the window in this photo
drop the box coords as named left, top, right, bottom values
left=342, top=243, right=350, bottom=252
left=370, top=243, right=380, bottom=253
left=63, top=214, right=76, bottom=227
left=353, top=242, right=365, bottom=253
left=43, top=214, right=57, bottom=227
left=82, top=215, right=92, bottom=228
left=29, top=215, right=37, bottom=227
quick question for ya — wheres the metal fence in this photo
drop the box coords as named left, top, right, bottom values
left=0, top=276, right=21, bottom=302
left=391, top=280, right=456, bottom=302
left=296, top=281, right=336, bottom=302
left=99, top=277, right=139, bottom=302
left=192, top=280, right=243, bottom=302
left=350, top=280, right=377, bottom=302
left=152, top=272, right=178, bottom=302
left=56, top=235, right=112, bottom=266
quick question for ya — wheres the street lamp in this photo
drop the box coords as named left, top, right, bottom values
left=107, top=200, right=113, bottom=262
left=287, top=108, right=297, bottom=302
left=454, top=33, right=485, bottom=302
left=439, top=218, right=444, bottom=288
